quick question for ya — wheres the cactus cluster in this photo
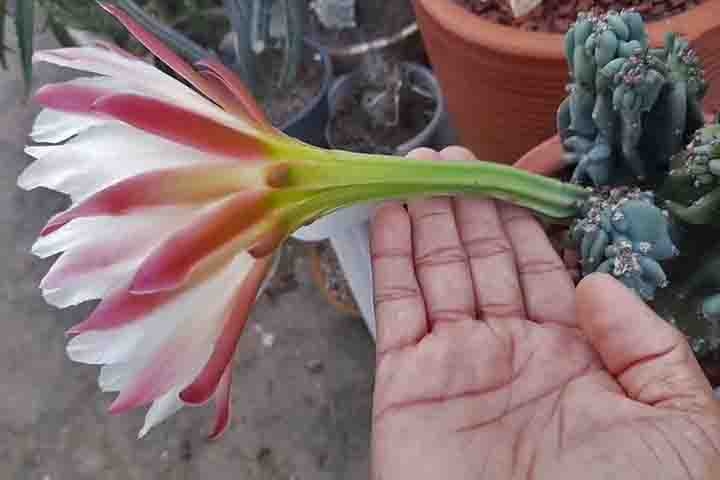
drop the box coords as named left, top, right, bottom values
left=571, top=187, right=677, bottom=300
left=556, top=11, right=720, bottom=357
left=558, top=9, right=707, bottom=187
left=665, top=122, right=720, bottom=224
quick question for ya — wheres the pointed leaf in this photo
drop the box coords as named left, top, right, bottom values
left=15, top=0, right=34, bottom=93
left=0, top=0, right=8, bottom=70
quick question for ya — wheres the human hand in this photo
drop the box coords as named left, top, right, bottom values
left=369, top=146, right=720, bottom=479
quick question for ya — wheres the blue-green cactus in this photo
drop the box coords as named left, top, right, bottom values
left=559, top=10, right=707, bottom=187
left=664, top=121, right=720, bottom=224
left=571, top=187, right=677, bottom=300
left=556, top=11, right=720, bottom=361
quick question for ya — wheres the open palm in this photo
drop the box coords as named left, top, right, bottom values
left=369, top=147, right=720, bottom=480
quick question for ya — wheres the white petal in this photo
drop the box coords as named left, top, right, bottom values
left=66, top=252, right=255, bottom=365
left=22, top=122, right=215, bottom=201
left=41, top=261, right=139, bottom=308
left=138, top=388, right=184, bottom=438
left=329, top=222, right=376, bottom=338
left=31, top=109, right=106, bottom=144
left=292, top=203, right=376, bottom=241
left=98, top=361, right=144, bottom=392
left=33, top=207, right=200, bottom=307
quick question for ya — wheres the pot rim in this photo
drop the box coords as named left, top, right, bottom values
left=305, top=22, right=419, bottom=57
left=413, top=0, right=720, bottom=60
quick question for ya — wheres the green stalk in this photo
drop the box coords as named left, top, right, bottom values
left=271, top=147, right=589, bottom=225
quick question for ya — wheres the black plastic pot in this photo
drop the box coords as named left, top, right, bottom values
left=325, top=62, right=446, bottom=155
left=280, top=41, right=334, bottom=148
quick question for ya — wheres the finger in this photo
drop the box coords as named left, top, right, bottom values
left=370, top=202, right=427, bottom=355
left=445, top=147, right=525, bottom=320
left=406, top=148, right=476, bottom=325
left=499, top=204, right=576, bottom=325
left=577, top=273, right=716, bottom=412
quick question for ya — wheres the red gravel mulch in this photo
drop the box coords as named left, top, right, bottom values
left=455, top=0, right=705, bottom=33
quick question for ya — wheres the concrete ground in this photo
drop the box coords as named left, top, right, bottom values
left=0, top=31, right=375, bottom=480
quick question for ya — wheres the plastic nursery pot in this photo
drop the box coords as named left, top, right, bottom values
left=280, top=41, right=335, bottom=148
left=411, top=0, right=720, bottom=165
left=324, top=62, right=446, bottom=155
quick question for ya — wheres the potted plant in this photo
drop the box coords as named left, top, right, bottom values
left=410, top=0, right=720, bottom=164
left=296, top=53, right=447, bottom=335
left=508, top=10, right=720, bottom=385
left=219, top=0, right=333, bottom=146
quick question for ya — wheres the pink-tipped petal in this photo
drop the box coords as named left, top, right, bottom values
left=66, top=237, right=237, bottom=335
left=195, top=58, right=272, bottom=129
left=34, top=82, right=111, bottom=113
left=107, top=331, right=212, bottom=413
left=98, top=2, right=237, bottom=112
left=198, top=70, right=251, bottom=119
left=66, top=288, right=174, bottom=336
left=90, top=93, right=267, bottom=159
left=130, top=191, right=270, bottom=294
left=180, top=257, right=272, bottom=405
left=39, top=164, right=248, bottom=236
left=208, top=366, right=233, bottom=440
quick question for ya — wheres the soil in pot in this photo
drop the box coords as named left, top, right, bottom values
left=251, top=46, right=325, bottom=127
left=328, top=66, right=437, bottom=154
left=455, top=0, right=706, bottom=33
left=307, top=0, right=415, bottom=47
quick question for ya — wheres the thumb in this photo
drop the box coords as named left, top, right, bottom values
left=576, top=273, right=716, bottom=412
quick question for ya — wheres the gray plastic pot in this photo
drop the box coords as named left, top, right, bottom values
left=325, top=61, right=446, bottom=155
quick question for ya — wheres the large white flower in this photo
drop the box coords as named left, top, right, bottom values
left=22, top=3, right=292, bottom=439
left=21, top=1, right=587, bottom=440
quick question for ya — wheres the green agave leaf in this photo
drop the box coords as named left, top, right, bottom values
left=15, top=0, right=34, bottom=94
left=1, top=0, right=7, bottom=69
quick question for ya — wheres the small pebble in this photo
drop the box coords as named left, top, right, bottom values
left=305, top=359, right=325, bottom=374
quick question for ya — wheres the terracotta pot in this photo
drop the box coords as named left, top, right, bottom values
left=411, top=0, right=720, bottom=165
left=308, top=243, right=362, bottom=318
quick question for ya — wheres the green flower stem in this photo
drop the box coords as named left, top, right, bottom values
left=270, top=146, right=590, bottom=226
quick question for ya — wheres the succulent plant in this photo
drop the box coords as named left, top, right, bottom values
left=664, top=121, right=720, bottom=225
left=570, top=187, right=677, bottom=300
left=558, top=9, right=707, bottom=187
left=555, top=10, right=720, bottom=359
left=223, top=0, right=305, bottom=96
